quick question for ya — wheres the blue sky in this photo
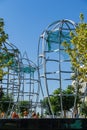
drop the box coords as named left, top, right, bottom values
left=0, top=0, right=87, bottom=62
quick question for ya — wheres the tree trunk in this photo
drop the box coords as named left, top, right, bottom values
left=64, top=110, right=66, bottom=118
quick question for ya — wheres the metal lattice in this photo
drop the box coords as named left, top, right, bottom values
left=37, top=19, right=78, bottom=118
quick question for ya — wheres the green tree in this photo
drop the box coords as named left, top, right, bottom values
left=62, top=13, right=87, bottom=116
left=0, top=86, right=4, bottom=98
left=42, top=85, right=76, bottom=117
left=81, top=101, right=87, bottom=118
left=0, top=18, right=16, bottom=82
left=0, top=93, right=13, bottom=113
left=62, top=13, right=87, bottom=82
left=53, top=86, right=75, bottom=117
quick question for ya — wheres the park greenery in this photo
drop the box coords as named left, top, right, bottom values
left=61, top=13, right=87, bottom=117
left=0, top=93, right=13, bottom=113
left=41, top=85, right=75, bottom=117
left=0, top=18, right=19, bottom=82
left=62, top=13, right=87, bottom=82
left=42, top=85, right=83, bottom=117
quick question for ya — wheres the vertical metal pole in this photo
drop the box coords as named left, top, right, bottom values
left=59, top=29, right=63, bottom=118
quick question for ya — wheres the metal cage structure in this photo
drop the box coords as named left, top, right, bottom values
left=0, top=41, right=41, bottom=118
left=19, top=52, right=41, bottom=115
left=0, top=40, right=22, bottom=117
left=37, top=19, right=78, bottom=118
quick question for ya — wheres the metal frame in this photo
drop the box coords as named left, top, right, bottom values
left=37, top=19, right=77, bottom=118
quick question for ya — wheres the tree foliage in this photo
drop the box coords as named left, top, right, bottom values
left=81, top=101, right=87, bottom=117
left=0, top=18, right=16, bottom=81
left=42, top=85, right=76, bottom=117
left=0, top=93, right=13, bottom=113
left=52, top=86, right=75, bottom=117
left=62, top=13, right=87, bottom=82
